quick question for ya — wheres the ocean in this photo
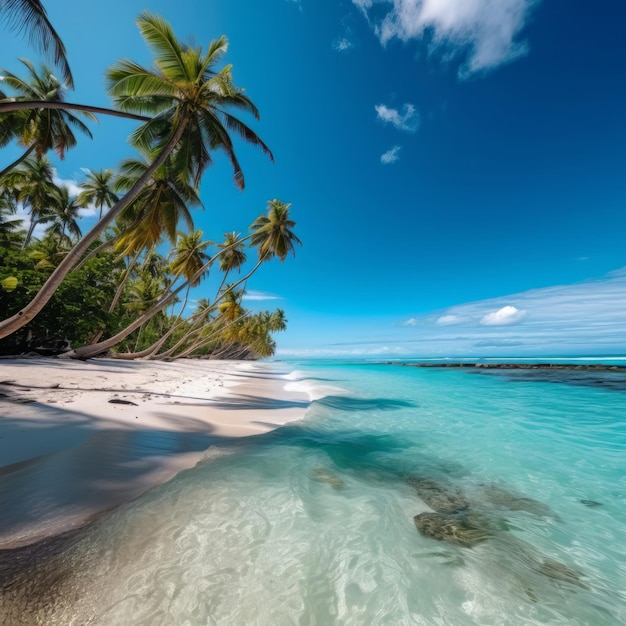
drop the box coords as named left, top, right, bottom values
left=4, top=360, right=626, bottom=624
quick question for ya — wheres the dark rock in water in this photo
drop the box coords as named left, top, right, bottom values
left=580, top=499, right=602, bottom=508
left=407, top=476, right=470, bottom=514
left=311, top=468, right=345, bottom=489
left=414, top=512, right=489, bottom=547
left=535, top=557, right=589, bottom=589
left=480, top=484, right=557, bottom=518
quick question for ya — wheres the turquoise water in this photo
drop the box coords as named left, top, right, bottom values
left=7, top=362, right=626, bottom=624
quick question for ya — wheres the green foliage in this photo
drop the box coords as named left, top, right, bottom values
left=0, top=243, right=124, bottom=354
left=0, top=14, right=297, bottom=359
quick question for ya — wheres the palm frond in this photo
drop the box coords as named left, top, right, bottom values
left=1, top=0, right=73, bottom=87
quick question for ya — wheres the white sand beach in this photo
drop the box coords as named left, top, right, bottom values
left=0, top=358, right=310, bottom=549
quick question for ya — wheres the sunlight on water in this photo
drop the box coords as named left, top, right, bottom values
left=2, top=363, right=625, bottom=625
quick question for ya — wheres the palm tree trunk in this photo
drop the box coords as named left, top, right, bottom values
left=0, top=118, right=189, bottom=340
left=0, top=144, right=35, bottom=178
left=64, top=251, right=265, bottom=360
left=21, top=217, right=37, bottom=249
left=168, top=313, right=249, bottom=360
left=114, top=296, right=211, bottom=360
left=0, top=101, right=150, bottom=121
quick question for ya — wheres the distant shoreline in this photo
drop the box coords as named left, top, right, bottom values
left=388, top=362, right=626, bottom=371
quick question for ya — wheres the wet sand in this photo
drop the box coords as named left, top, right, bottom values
left=0, top=358, right=310, bottom=549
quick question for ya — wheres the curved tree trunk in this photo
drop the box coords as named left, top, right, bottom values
left=0, top=144, right=35, bottom=178
left=0, top=119, right=189, bottom=340
left=168, top=313, right=249, bottom=360
left=0, top=100, right=150, bottom=121
left=64, top=251, right=265, bottom=360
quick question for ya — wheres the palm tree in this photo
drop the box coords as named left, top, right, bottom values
left=0, top=12, right=271, bottom=341
left=214, top=230, right=246, bottom=294
left=0, top=59, right=94, bottom=177
left=28, top=230, right=68, bottom=269
left=62, top=200, right=299, bottom=360
left=249, top=199, right=302, bottom=262
left=168, top=230, right=212, bottom=286
left=107, top=11, right=272, bottom=189
left=48, top=184, right=82, bottom=243
left=0, top=186, right=23, bottom=242
left=112, top=154, right=199, bottom=257
left=1, top=156, right=59, bottom=247
left=77, top=168, right=118, bottom=219
left=1, top=0, right=73, bottom=87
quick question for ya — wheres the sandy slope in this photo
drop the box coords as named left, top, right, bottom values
left=0, top=358, right=310, bottom=548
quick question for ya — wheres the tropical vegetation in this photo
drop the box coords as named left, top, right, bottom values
left=0, top=8, right=299, bottom=360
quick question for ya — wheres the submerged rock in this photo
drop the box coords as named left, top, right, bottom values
left=479, top=484, right=557, bottom=518
left=535, top=557, right=589, bottom=589
left=407, top=476, right=469, bottom=514
left=413, top=512, right=490, bottom=547
left=311, top=468, right=345, bottom=489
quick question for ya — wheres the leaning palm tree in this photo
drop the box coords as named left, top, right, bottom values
left=62, top=199, right=299, bottom=360
left=0, top=59, right=94, bottom=176
left=0, top=0, right=73, bottom=87
left=77, top=168, right=118, bottom=219
left=0, top=12, right=272, bottom=341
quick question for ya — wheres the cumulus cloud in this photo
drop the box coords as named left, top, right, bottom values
left=375, top=103, right=419, bottom=132
left=354, top=0, right=537, bottom=77
left=381, top=145, right=401, bottom=164
left=480, top=305, right=527, bottom=326
left=400, top=317, right=418, bottom=326
left=280, top=268, right=626, bottom=357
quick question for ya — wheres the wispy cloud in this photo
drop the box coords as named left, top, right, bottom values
left=242, top=290, right=282, bottom=302
left=354, top=0, right=537, bottom=77
left=381, top=145, right=401, bottom=164
left=400, top=317, right=418, bottom=326
left=282, top=267, right=626, bottom=357
left=375, top=103, right=419, bottom=132
left=436, top=314, right=468, bottom=326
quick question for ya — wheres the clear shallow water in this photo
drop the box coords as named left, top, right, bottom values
left=2, top=362, right=626, bottom=625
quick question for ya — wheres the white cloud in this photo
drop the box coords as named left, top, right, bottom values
left=353, top=0, right=374, bottom=14
left=400, top=317, right=418, bottom=326
left=375, top=103, right=419, bottom=132
left=282, top=267, right=626, bottom=357
left=436, top=314, right=467, bottom=325
left=242, top=290, right=282, bottom=302
left=334, top=37, right=354, bottom=51
left=354, top=0, right=537, bottom=77
left=480, top=305, right=527, bottom=326
left=381, top=145, right=401, bottom=164
left=53, top=172, right=97, bottom=218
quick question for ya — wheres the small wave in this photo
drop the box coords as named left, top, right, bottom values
left=284, top=379, right=348, bottom=401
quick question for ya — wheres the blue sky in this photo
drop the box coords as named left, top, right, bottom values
left=3, top=0, right=626, bottom=357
